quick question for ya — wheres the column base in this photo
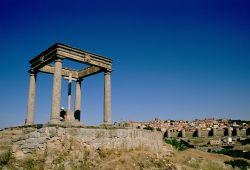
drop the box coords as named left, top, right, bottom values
left=25, top=122, right=34, bottom=126
left=59, top=111, right=82, bottom=127
left=103, top=121, right=112, bottom=125
left=65, top=111, right=75, bottom=121
left=100, top=122, right=113, bottom=128
left=48, top=119, right=61, bottom=125
left=62, top=120, right=82, bottom=127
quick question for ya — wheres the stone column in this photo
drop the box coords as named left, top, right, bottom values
left=212, top=128, right=217, bottom=137
left=104, top=71, right=111, bottom=125
left=49, top=58, right=62, bottom=124
left=25, top=71, right=36, bottom=125
left=181, top=129, right=186, bottom=138
left=167, top=129, right=171, bottom=138
left=236, top=127, right=240, bottom=137
left=196, top=128, right=201, bottom=137
left=227, top=127, right=232, bottom=136
left=74, top=78, right=82, bottom=121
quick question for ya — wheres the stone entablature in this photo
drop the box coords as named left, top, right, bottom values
left=25, top=43, right=113, bottom=126
left=30, top=43, right=112, bottom=72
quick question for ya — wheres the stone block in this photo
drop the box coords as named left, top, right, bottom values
left=27, top=131, right=40, bottom=138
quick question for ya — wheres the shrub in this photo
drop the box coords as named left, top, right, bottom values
left=0, top=150, right=11, bottom=165
left=212, top=149, right=250, bottom=159
left=143, top=126, right=154, bottom=131
left=24, top=158, right=36, bottom=169
left=35, top=124, right=43, bottom=129
left=225, top=159, right=249, bottom=170
left=165, top=139, right=188, bottom=151
left=240, top=139, right=250, bottom=145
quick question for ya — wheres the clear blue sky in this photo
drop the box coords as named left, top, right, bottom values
left=0, top=0, right=249, bottom=128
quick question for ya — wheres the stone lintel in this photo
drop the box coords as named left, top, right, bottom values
left=57, top=48, right=112, bottom=70
left=39, top=65, right=105, bottom=79
left=30, top=48, right=58, bottom=70
left=78, top=66, right=103, bottom=79
left=29, top=43, right=112, bottom=71
left=39, top=65, right=79, bottom=79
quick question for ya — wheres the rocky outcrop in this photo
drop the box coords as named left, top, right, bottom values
left=0, top=126, right=238, bottom=170
left=0, top=126, right=166, bottom=169
left=9, top=127, right=163, bottom=153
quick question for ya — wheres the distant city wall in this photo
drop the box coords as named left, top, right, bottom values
left=164, top=127, right=249, bottom=138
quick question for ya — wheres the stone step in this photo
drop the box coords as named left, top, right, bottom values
left=0, top=129, right=23, bottom=135
left=0, top=141, right=11, bottom=145
left=0, top=134, right=25, bottom=141
left=0, top=134, right=24, bottom=140
left=0, top=145, right=11, bottom=149
left=0, top=149, right=10, bottom=155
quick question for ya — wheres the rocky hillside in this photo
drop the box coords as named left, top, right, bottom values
left=0, top=125, right=247, bottom=169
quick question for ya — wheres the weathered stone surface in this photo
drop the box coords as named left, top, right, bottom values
left=0, top=126, right=164, bottom=161
left=15, top=140, right=26, bottom=145
left=12, top=145, right=26, bottom=160
left=0, top=126, right=239, bottom=170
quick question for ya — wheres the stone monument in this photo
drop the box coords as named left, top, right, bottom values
left=25, top=43, right=113, bottom=126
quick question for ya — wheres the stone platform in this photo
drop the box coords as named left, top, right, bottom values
left=0, top=125, right=164, bottom=159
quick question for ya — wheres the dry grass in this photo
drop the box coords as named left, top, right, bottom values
left=3, top=145, right=176, bottom=170
left=2, top=138, right=250, bottom=170
left=169, top=148, right=237, bottom=170
left=234, top=144, right=250, bottom=151
left=95, top=149, right=174, bottom=170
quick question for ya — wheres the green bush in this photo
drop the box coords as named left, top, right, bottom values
left=143, top=126, right=154, bottom=131
left=165, top=139, right=188, bottom=151
left=225, top=159, right=249, bottom=170
left=35, top=124, right=43, bottom=129
left=24, top=158, right=36, bottom=169
left=0, top=150, right=11, bottom=165
left=240, top=139, right=250, bottom=145
left=212, top=149, right=250, bottom=160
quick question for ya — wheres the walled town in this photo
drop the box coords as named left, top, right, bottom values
left=119, top=118, right=250, bottom=148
